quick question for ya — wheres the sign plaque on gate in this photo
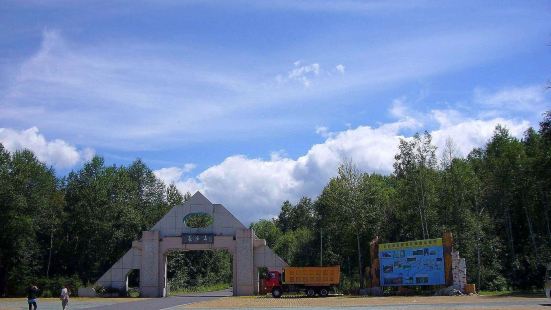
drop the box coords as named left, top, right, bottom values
left=182, top=233, right=214, bottom=244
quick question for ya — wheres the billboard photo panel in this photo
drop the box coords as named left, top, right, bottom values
left=379, top=238, right=445, bottom=286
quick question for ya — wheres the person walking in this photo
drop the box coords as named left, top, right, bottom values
left=26, top=285, right=39, bottom=310
left=60, top=285, right=70, bottom=310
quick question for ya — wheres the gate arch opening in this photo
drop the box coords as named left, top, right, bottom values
left=165, top=249, right=232, bottom=296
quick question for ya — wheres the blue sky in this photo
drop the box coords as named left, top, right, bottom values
left=1, top=1, right=550, bottom=223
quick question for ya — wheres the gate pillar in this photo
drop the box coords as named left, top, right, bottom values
left=140, top=231, right=161, bottom=297
left=233, top=228, right=254, bottom=295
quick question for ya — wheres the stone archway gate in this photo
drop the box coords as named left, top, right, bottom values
left=92, top=192, right=287, bottom=297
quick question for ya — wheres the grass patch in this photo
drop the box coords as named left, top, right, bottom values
left=127, top=287, right=140, bottom=297
left=479, top=290, right=545, bottom=297
left=479, top=290, right=513, bottom=296
left=169, top=283, right=231, bottom=295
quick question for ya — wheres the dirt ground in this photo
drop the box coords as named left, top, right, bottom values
left=184, top=294, right=551, bottom=309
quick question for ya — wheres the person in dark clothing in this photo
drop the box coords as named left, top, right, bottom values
left=60, top=284, right=69, bottom=310
left=26, top=285, right=39, bottom=310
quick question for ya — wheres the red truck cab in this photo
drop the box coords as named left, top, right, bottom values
left=264, top=270, right=283, bottom=297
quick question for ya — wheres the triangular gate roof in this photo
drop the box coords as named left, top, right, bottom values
left=151, top=191, right=247, bottom=237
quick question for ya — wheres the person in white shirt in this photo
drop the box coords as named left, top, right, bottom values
left=60, top=286, right=69, bottom=310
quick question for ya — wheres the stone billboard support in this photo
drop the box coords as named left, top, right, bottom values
left=92, top=192, right=287, bottom=297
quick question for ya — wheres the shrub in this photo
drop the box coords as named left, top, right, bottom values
left=15, top=275, right=83, bottom=297
left=486, top=274, right=508, bottom=291
left=95, top=285, right=128, bottom=297
left=339, top=277, right=360, bottom=295
left=41, top=289, right=52, bottom=297
left=127, top=287, right=140, bottom=297
left=94, top=285, right=106, bottom=296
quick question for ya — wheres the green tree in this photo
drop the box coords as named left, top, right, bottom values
left=61, top=156, right=173, bottom=283
left=250, top=219, right=281, bottom=248
left=394, top=131, right=438, bottom=240
left=167, top=184, right=184, bottom=207
left=0, top=147, right=63, bottom=294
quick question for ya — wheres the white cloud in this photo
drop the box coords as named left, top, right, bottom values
left=430, top=111, right=529, bottom=157
left=389, top=97, right=408, bottom=118
left=153, top=163, right=196, bottom=185
left=158, top=121, right=414, bottom=222
left=315, top=126, right=331, bottom=138
left=183, top=163, right=197, bottom=173
left=276, top=62, right=348, bottom=87
left=156, top=109, right=532, bottom=225
left=474, top=85, right=548, bottom=114
left=0, top=127, right=95, bottom=169
left=153, top=167, right=185, bottom=185
left=270, top=150, right=287, bottom=161
left=288, top=62, right=320, bottom=87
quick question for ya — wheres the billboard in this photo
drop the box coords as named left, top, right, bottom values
left=379, top=238, right=444, bottom=286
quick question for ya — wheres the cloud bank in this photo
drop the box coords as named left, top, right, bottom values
left=155, top=109, right=532, bottom=224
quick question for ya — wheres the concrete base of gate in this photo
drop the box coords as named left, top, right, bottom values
left=77, top=287, right=96, bottom=297
left=93, top=192, right=287, bottom=297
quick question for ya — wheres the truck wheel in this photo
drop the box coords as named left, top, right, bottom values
left=319, top=288, right=329, bottom=297
left=306, top=288, right=316, bottom=297
left=272, top=288, right=282, bottom=298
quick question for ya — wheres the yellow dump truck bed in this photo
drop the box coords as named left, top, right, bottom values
left=283, top=266, right=340, bottom=286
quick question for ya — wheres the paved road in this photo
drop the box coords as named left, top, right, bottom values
left=1, top=293, right=549, bottom=310
left=88, top=288, right=233, bottom=310
left=0, top=289, right=232, bottom=310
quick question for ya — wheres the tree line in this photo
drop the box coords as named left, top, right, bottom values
left=252, top=111, right=551, bottom=291
left=0, top=111, right=549, bottom=296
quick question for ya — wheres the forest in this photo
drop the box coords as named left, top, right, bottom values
left=252, top=111, right=551, bottom=292
left=0, top=111, right=550, bottom=296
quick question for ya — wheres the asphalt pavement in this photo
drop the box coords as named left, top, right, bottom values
left=88, top=288, right=233, bottom=310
